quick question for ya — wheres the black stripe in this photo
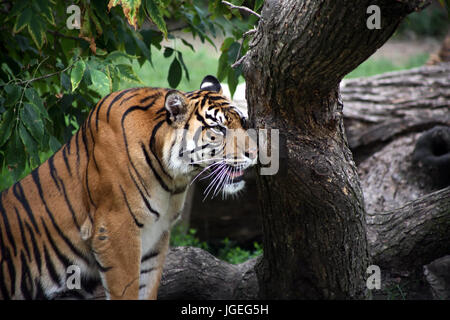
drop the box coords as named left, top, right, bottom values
left=34, top=279, right=47, bottom=299
left=32, top=168, right=81, bottom=232
left=95, top=93, right=112, bottom=131
left=48, top=155, right=61, bottom=192
left=4, top=247, right=16, bottom=295
left=80, top=121, right=97, bottom=209
left=31, top=170, right=91, bottom=265
left=62, top=146, right=72, bottom=176
left=85, top=167, right=97, bottom=209
left=121, top=95, right=161, bottom=197
left=40, top=218, right=72, bottom=269
left=87, top=110, right=100, bottom=171
left=139, top=284, right=146, bottom=290
left=0, top=258, right=11, bottom=299
left=141, top=250, right=159, bottom=263
left=106, top=88, right=139, bottom=122
left=120, top=93, right=140, bottom=105
left=66, top=135, right=72, bottom=155
left=20, top=251, right=33, bottom=299
left=141, top=143, right=171, bottom=193
left=12, top=182, right=40, bottom=235
left=43, top=245, right=61, bottom=286
left=195, top=109, right=210, bottom=128
left=118, top=185, right=144, bottom=228
left=200, top=97, right=207, bottom=108
left=75, top=129, right=81, bottom=167
left=25, top=222, right=41, bottom=274
left=149, top=120, right=173, bottom=180
left=14, top=208, right=31, bottom=261
left=0, top=197, right=17, bottom=256
left=127, top=167, right=161, bottom=219
left=207, top=95, right=226, bottom=102
left=155, top=106, right=166, bottom=114
left=179, top=123, right=190, bottom=158
left=96, top=260, right=113, bottom=273
left=140, top=267, right=154, bottom=274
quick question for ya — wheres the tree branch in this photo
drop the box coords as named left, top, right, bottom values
left=367, top=186, right=450, bottom=271
left=221, top=1, right=261, bottom=19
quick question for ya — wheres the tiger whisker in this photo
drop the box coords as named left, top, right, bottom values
left=190, top=161, right=224, bottom=185
left=203, top=165, right=229, bottom=201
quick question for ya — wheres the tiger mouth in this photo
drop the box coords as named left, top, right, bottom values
left=226, top=168, right=245, bottom=183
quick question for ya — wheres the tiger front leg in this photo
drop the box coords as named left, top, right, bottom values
left=139, top=231, right=170, bottom=300
left=91, top=212, right=142, bottom=300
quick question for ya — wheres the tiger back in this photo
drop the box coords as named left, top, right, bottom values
left=0, top=75, right=257, bottom=300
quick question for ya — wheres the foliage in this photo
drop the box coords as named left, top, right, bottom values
left=217, top=238, right=262, bottom=264
left=0, top=0, right=261, bottom=190
left=170, top=225, right=262, bottom=264
left=396, top=1, right=449, bottom=37
left=170, top=225, right=209, bottom=251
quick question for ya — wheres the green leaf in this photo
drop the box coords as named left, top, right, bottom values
left=108, top=0, right=142, bottom=29
left=6, top=131, right=26, bottom=181
left=20, top=103, right=44, bottom=143
left=116, top=64, right=141, bottom=83
left=13, top=7, right=32, bottom=33
left=49, top=135, right=62, bottom=153
left=27, top=17, right=46, bottom=49
left=217, top=51, right=229, bottom=82
left=177, top=52, right=190, bottom=82
left=163, top=47, right=174, bottom=58
left=227, top=42, right=241, bottom=65
left=89, top=8, right=103, bottom=35
left=37, top=0, right=55, bottom=26
left=133, top=34, right=152, bottom=63
left=220, top=37, right=235, bottom=51
left=61, top=72, right=72, bottom=92
left=227, top=67, right=238, bottom=98
left=254, top=0, right=264, bottom=11
left=4, top=84, right=21, bottom=106
left=89, top=69, right=111, bottom=97
left=19, top=122, right=40, bottom=166
left=144, top=0, right=168, bottom=37
left=25, top=88, right=49, bottom=120
left=168, top=57, right=182, bottom=88
left=0, top=110, right=15, bottom=147
left=181, top=39, right=194, bottom=51
left=71, top=59, right=86, bottom=92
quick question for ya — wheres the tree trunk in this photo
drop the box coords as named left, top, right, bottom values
left=240, top=0, right=429, bottom=299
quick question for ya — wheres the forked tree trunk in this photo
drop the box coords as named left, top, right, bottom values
left=240, top=0, right=430, bottom=299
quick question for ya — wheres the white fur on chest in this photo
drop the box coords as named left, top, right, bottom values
left=140, top=190, right=187, bottom=257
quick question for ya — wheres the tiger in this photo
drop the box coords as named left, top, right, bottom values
left=0, top=75, right=257, bottom=300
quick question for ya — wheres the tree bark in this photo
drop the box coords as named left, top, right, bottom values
left=342, top=63, right=450, bottom=164
left=239, top=0, right=429, bottom=299
left=367, top=186, right=450, bottom=272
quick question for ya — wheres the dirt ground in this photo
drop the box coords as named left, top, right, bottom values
left=371, top=37, right=441, bottom=62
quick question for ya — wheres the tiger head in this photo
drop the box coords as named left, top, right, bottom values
left=164, top=75, right=257, bottom=196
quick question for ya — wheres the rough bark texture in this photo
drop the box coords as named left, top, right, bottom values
left=342, top=63, right=450, bottom=165
left=424, top=255, right=450, bottom=300
left=239, top=0, right=429, bottom=299
left=158, top=247, right=259, bottom=300
left=367, top=186, right=450, bottom=272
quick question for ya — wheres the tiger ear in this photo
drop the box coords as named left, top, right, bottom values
left=200, top=75, right=222, bottom=94
left=164, top=90, right=187, bottom=124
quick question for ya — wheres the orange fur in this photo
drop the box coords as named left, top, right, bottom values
left=0, top=76, right=256, bottom=300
